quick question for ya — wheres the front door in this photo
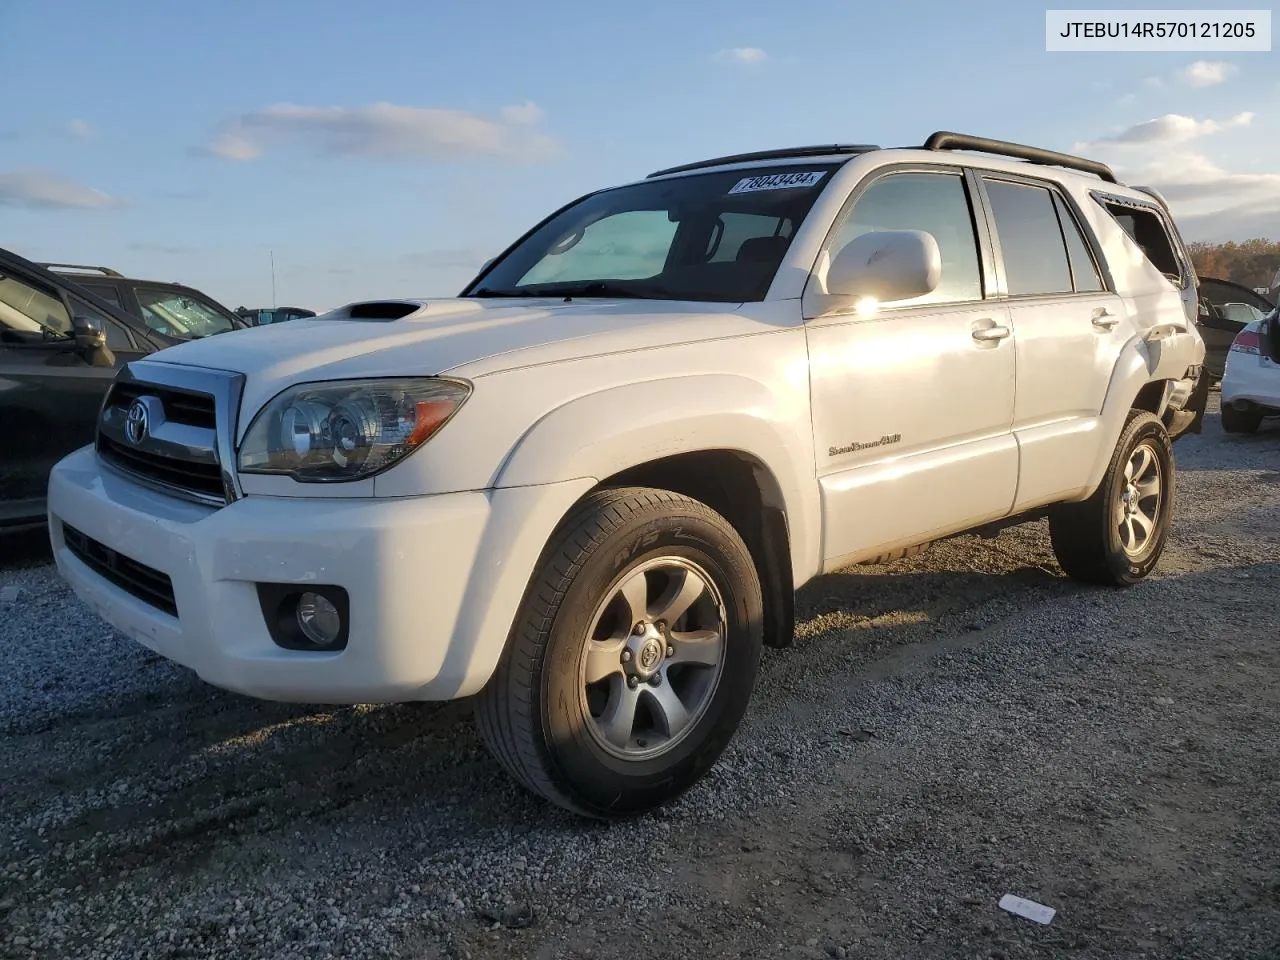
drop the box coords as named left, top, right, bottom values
left=804, top=168, right=1018, bottom=567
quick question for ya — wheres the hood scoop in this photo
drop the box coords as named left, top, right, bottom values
left=323, top=300, right=426, bottom=322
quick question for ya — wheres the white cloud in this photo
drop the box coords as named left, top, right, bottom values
left=714, top=47, right=768, bottom=64
left=199, top=101, right=558, bottom=163
left=1099, top=150, right=1280, bottom=240
left=67, top=119, right=94, bottom=140
left=204, top=130, right=261, bottom=161
left=498, top=101, right=544, bottom=125
left=1179, top=60, right=1237, bottom=87
left=1143, top=76, right=1164, bottom=89
left=1078, top=111, right=1254, bottom=149
left=0, top=169, right=117, bottom=210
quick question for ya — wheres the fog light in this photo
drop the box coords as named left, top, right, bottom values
left=296, top=591, right=342, bottom=647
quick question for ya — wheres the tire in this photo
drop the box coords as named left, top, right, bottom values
left=1221, top=403, right=1262, bottom=434
left=1049, top=411, right=1175, bottom=587
left=475, top=487, right=764, bottom=819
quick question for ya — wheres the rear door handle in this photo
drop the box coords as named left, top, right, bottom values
left=1092, top=307, right=1120, bottom=330
left=972, top=325, right=1011, bottom=342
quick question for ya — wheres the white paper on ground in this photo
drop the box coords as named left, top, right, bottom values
left=998, top=894, right=1056, bottom=925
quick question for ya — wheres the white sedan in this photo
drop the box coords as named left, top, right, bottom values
left=1220, top=310, right=1280, bottom=433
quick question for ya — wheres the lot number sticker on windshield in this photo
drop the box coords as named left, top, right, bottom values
left=728, top=171, right=827, bottom=194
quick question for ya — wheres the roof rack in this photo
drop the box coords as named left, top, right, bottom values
left=40, top=262, right=125, bottom=277
left=922, top=131, right=1118, bottom=184
left=646, top=144, right=880, bottom=179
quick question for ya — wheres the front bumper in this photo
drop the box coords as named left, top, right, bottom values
left=48, top=446, right=592, bottom=703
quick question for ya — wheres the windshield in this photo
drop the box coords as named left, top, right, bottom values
left=466, top=165, right=840, bottom=302
left=135, top=286, right=238, bottom=338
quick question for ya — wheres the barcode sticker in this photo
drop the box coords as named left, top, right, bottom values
left=728, top=171, right=827, bottom=194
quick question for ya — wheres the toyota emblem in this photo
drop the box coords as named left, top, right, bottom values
left=125, top=398, right=150, bottom=445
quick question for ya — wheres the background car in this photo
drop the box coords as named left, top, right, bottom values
left=41, top=263, right=247, bottom=340
left=1196, top=276, right=1276, bottom=380
left=1220, top=309, right=1280, bottom=433
left=1, top=249, right=179, bottom=531
left=234, top=306, right=317, bottom=325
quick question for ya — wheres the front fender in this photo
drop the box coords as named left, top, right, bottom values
left=494, top=375, right=822, bottom=585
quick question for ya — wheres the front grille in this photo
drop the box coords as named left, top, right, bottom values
left=109, top=382, right=216, bottom=429
left=96, top=377, right=228, bottom=505
left=62, top=523, right=177, bottom=617
left=98, top=436, right=226, bottom=498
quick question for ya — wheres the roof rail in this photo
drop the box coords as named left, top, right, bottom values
left=922, top=131, right=1118, bottom=184
left=646, top=144, right=880, bottom=179
left=40, top=262, right=125, bottom=278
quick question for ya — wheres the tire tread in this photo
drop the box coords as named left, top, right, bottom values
left=475, top=487, right=737, bottom=816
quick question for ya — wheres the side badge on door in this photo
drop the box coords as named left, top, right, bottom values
left=829, top=433, right=901, bottom=457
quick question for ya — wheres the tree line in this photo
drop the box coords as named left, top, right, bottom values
left=1187, top=239, right=1280, bottom=293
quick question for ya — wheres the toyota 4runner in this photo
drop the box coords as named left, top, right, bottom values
left=47, top=132, right=1208, bottom=818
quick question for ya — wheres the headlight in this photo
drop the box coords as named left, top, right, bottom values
left=238, top=378, right=470, bottom=482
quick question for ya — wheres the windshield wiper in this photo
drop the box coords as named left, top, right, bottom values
left=469, top=287, right=534, bottom=298
left=471, top=281, right=667, bottom=300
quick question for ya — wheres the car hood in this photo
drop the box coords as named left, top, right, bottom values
left=146, top=296, right=778, bottom=416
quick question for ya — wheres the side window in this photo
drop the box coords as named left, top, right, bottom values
left=0, top=274, right=72, bottom=336
left=983, top=179, right=1073, bottom=296
left=518, top=210, right=678, bottom=284
left=76, top=280, right=123, bottom=308
left=708, top=213, right=792, bottom=263
left=828, top=172, right=982, bottom=305
left=1100, top=201, right=1183, bottom=282
left=1053, top=194, right=1104, bottom=293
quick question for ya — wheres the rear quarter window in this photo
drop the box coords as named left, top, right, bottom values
left=1097, top=198, right=1184, bottom=283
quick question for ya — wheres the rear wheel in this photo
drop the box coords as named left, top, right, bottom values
left=1221, top=403, right=1262, bottom=434
left=476, top=487, right=763, bottom=819
left=1049, top=411, right=1174, bottom=586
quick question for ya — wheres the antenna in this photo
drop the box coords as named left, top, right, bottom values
left=270, top=250, right=277, bottom=308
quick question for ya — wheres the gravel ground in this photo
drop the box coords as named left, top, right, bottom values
left=2, top=396, right=1278, bottom=960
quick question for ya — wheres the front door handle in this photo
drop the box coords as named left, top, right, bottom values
left=972, top=325, right=1011, bottom=342
left=1092, top=307, right=1120, bottom=330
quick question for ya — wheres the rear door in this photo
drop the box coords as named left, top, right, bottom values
left=975, top=173, right=1127, bottom=512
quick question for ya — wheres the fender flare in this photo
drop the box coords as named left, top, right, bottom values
left=1083, top=334, right=1190, bottom=495
left=493, top=374, right=821, bottom=585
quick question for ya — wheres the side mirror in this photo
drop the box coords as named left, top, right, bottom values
left=825, top=230, right=942, bottom=303
left=479, top=257, right=496, bottom=273
left=71, top=315, right=115, bottom=367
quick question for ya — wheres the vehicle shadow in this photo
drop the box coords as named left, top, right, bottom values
left=0, top=526, right=52, bottom=570
left=6, top=555, right=1275, bottom=915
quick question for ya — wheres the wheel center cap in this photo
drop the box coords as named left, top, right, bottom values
left=1123, top=484, right=1139, bottom=513
left=638, top=638, right=663, bottom=671
left=626, top=627, right=667, bottom=680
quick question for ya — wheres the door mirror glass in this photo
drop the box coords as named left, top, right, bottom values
left=71, top=314, right=115, bottom=366
left=825, top=229, right=942, bottom=303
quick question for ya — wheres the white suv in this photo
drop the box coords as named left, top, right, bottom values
left=47, top=132, right=1207, bottom=817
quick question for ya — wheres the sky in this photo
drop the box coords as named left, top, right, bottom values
left=2, top=0, right=1277, bottom=311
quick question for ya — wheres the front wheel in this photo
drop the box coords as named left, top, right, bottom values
left=1049, top=411, right=1175, bottom=586
left=476, top=487, right=763, bottom=818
